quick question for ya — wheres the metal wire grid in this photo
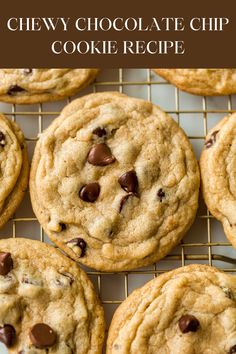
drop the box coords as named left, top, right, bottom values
left=1, top=68, right=236, bottom=322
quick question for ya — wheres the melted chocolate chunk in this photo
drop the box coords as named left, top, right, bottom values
left=93, top=127, right=106, bottom=137
left=30, top=323, right=56, bottom=349
left=118, top=170, right=138, bottom=195
left=0, top=131, right=6, bottom=147
left=88, top=143, right=116, bottom=166
left=157, top=188, right=165, bottom=202
left=119, top=193, right=133, bottom=213
left=0, top=252, right=13, bottom=276
left=7, top=85, right=26, bottom=96
left=0, top=324, right=16, bottom=347
left=79, top=183, right=100, bottom=202
left=67, top=238, right=87, bottom=257
left=205, top=130, right=219, bottom=149
left=229, top=345, right=236, bottom=354
left=59, top=222, right=67, bottom=231
left=178, top=314, right=200, bottom=333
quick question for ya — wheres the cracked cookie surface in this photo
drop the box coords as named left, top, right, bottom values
left=0, top=238, right=105, bottom=353
left=0, top=69, right=99, bottom=104
left=154, top=69, right=236, bottom=96
left=0, top=114, right=29, bottom=228
left=107, top=264, right=236, bottom=354
left=200, top=113, right=236, bottom=249
left=30, top=92, right=200, bottom=271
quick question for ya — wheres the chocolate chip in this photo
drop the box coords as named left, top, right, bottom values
left=111, top=127, right=118, bottom=134
left=30, top=323, right=56, bottom=349
left=79, top=183, right=100, bottom=202
left=0, top=253, right=13, bottom=276
left=67, top=238, right=86, bottom=257
left=118, top=170, right=138, bottom=195
left=0, top=132, right=6, bottom=147
left=178, top=314, right=200, bottom=333
left=0, top=324, right=16, bottom=347
left=157, top=188, right=165, bottom=202
left=205, top=139, right=213, bottom=149
left=229, top=345, right=236, bottom=353
left=205, top=130, right=219, bottom=149
left=119, top=193, right=133, bottom=213
left=59, top=223, right=66, bottom=231
left=88, top=143, right=116, bottom=166
left=23, top=69, right=32, bottom=75
left=7, top=85, right=26, bottom=96
left=93, top=127, right=106, bottom=137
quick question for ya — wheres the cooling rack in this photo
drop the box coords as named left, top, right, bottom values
left=0, top=69, right=236, bottom=352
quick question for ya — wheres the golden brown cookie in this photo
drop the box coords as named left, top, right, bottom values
left=0, top=69, right=99, bottom=104
left=0, top=238, right=105, bottom=353
left=154, top=69, right=236, bottom=96
left=200, top=113, right=236, bottom=248
left=0, top=114, right=29, bottom=228
left=30, top=92, right=200, bottom=271
left=107, top=264, right=236, bottom=354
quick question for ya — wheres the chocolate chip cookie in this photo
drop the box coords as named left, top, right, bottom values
left=200, top=113, right=236, bottom=248
left=0, top=237, right=105, bottom=353
left=0, top=69, right=99, bottom=104
left=107, top=264, right=236, bottom=354
left=154, top=69, right=236, bottom=96
left=0, top=114, right=29, bottom=228
left=30, top=92, right=200, bottom=271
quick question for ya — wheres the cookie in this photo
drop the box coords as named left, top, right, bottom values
left=0, top=69, right=99, bottom=104
left=107, top=264, right=236, bottom=354
left=200, top=113, right=236, bottom=248
left=0, top=114, right=29, bottom=228
left=30, top=92, right=200, bottom=271
left=0, top=237, right=105, bottom=353
left=154, top=69, right=236, bottom=96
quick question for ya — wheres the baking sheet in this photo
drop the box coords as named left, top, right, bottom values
left=1, top=69, right=236, bottom=353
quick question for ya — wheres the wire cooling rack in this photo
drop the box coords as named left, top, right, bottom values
left=0, top=69, right=236, bottom=345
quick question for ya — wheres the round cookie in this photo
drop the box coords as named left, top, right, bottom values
left=0, top=69, right=99, bottom=104
left=30, top=92, right=200, bottom=271
left=200, top=113, right=236, bottom=248
left=0, top=237, right=105, bottom=353
left=107, top=264, right=236, bottom=354
left=154, top=69, right=236, bottom=96
left=0, top=114, right=29, bottom=228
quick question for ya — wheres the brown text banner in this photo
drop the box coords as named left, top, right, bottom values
left=0, top=0, right=235, bottom=67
